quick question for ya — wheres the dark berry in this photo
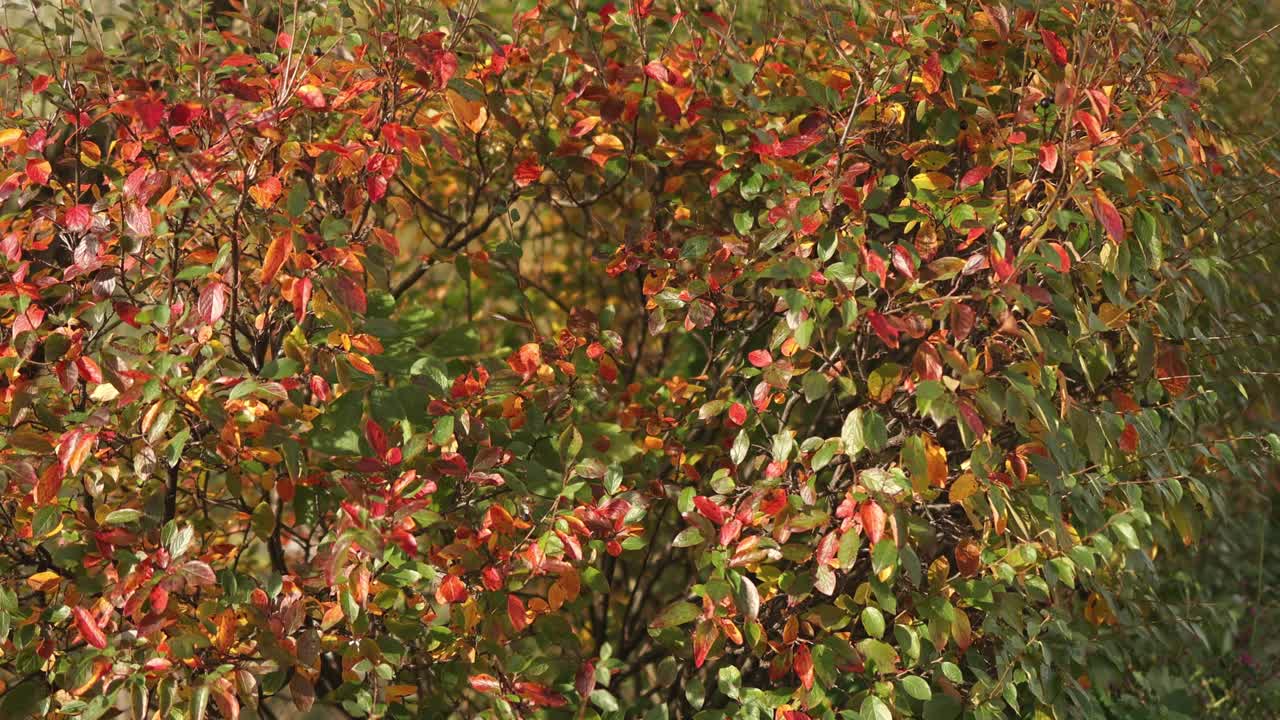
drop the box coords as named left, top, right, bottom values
left=1039, top=97, right=1052, bottom=109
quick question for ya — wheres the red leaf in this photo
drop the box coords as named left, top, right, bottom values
left=950, top=302, right=976, bottom=341
left=296, top=85, right=326, bottom=110
left=861, top=245, right=888, bottom=287
left=514, top=681, right=566, bottom=708
left=124, top=203, right=152, bottom=238
left=507, top=594, right=527, bottom=632
left=65, top=204, right=93, bottom=232
left=1040, top=28, right=1070, bottom=65
left=292, top=276, right=312, bottom=323
left=752, top=380, right=771, bottom=412
left=365, top=420, right=389, bottom=457
left=1039, top=143, right=1059, bottom=173
left=1119, top=423, right=1139, bottom=454
left=366, top=174, right=388, bottom=203
left=748, top=349, right=773, bottom=368
left=657, top=92, right=682, bottom=124
left=860, top=501, right=886, bottom=545
left=1092, top=188, right=1125, bottom=244
left=436, top=574, right=468, bottom=604
left=575, top=660, right=597, bottom=698
left=75, top=356, right=103, bottom=384
left=197, top=282, right=227, bottom=325
left=643, top=61, right=670, bottom=83
left=815, top=532, right=838, bottom=567
left=891, top=244, right=916, bottom=280
left=773, top=129, right=824, bottom=158
left=73, top=607, right=107, bottom=649
left=866, top=311, right=900, bottom=349
left=692, top=621, right=718, bottom=668
left=333, top=274, right=367, bottom=314
left=514, top=159, right=542, bottom=187
left=794, top=645, right=815, bottom=690
left=921, top=52, right=943, bottom=94
left=1156, top=346, right=1190, bottom=397
left=957, top=400, right=986, bottom=437
left=693, top=496, right=727, bottom=526
left=1075, top=110, right=1104, bottom=144
left=1047, top=241, right=1071, bottom=273
left=468, top=674, right=500, bottom=694
left=26, top=158, right=51, bottom=185
left=12, top=305, right=44, bottom=335
left=960, top=165, right=993, bottom=189
left=508, top=342, right=543, bottom=382
left=728, top=402, right=747, bottom=426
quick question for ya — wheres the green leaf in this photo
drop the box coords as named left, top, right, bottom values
left=872, top=540, right=898, bottom=576
left=672, top=527, right=705, bottom=548
left=812, top=439, right=840, bottom=472
left=651, top=601, right=700, bottom=629
left=856, top=639, right=898, bottom=674
left=802, top=371, right=830, bottom=402
left=860, top=694, right=892, bottom=720
left=717, top=665, right=742, bottom=700
left=837, top=530, right=862, bottom=569
left=924, top=695, right=962, bottom=720
left=842, top=408, right=866, bottom=457
left=861, top=606, right=886, bottom=639
left=731, top=429, right=750, bottom=465
left=901, top=675, right=932, bottom=701
left=104, top=508, right=142, bottom=525
left=590, top=689, right=620, bottom=713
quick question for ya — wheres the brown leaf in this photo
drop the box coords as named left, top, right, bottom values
left=447, top=89, right=488, bottom=133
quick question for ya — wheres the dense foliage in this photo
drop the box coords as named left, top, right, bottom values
left=1, top=1, right=1278, bottom=718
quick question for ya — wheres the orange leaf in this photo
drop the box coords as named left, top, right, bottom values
left=260, top=231, right=292, bottom=284
left=436, top=574, right=468, bottom=604
left=508, top=343, right=543, bottom=382
left=447, top=89, right=488, bottom=133
left=860, top=501, right=886, bottom=545
left=1092, top=188, right=1125, bottom=244
left=469, top=674, right=501, bottom=694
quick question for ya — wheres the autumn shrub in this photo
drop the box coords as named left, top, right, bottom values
left=1, top=1, right=1279, bottom=719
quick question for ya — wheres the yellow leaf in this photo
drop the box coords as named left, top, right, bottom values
left=912, top=172, right=954, bottom=192
left=592, top=133, right=624, bottom=152
left=89, top=383, right=120, bottom=402
left=213, top=609, right=237, bottom=652
left=27, top=570, right=62, bottom=592
left=949, top=472, right=979, bottom=505
left=250, top=448, right=283, bottom=464
left=925, top=435, right=949, bottom=488
left=857, top=102, right=905, bottom=125
left=0, top=127, right=23, bottom=147
left=446, top=89, right=488, bottom=134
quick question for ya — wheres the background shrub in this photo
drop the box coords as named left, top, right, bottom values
left=1, top=1, right=1278, bottom=718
